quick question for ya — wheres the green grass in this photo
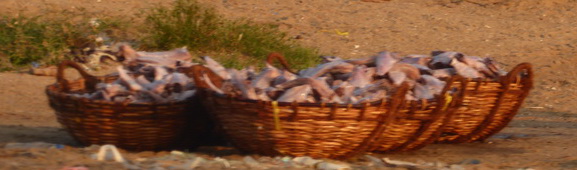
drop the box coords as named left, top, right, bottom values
left=142, top=0, right=319, bottom=70
left=0, top=13, right=128, bottom=70
left=0, top=0, right=320, bottom=71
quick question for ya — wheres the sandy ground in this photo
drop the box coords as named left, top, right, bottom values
left=1, top=0, right=577, bottom=169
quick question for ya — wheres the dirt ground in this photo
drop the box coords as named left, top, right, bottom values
left=1, top=0, right=577, bottom=169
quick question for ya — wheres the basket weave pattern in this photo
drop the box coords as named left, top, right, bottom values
left=205, top=95, right=394, bottom=158
left=437, top=63, right=533, bottom=143
left=46, top=61, right=203, bottom=151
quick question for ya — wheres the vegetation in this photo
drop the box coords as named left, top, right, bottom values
left=0, top=0, right=319, bottom=71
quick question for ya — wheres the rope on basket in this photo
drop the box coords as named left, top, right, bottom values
left=272, top=101, right=282, bottom=130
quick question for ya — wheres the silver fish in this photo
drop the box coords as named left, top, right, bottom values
left=132, top=47, right=192, bottom=68
left=429, top=51, right=462, bottom=69
left=375, top=51, right=398, bottom=76
left=299, top=60, right=354, bottom=78
left=202, top=56, right=231, bottom=80
left=252, top=63, right=281, bottom=90
left=450, top=59, right=483, bottom=78
left=388, top=71, right=407, bottom=86
left=401, top=54, right=431, bottom=66
left=356, top=89, right=387, bottom=104
left=275, top=77, right=341, bottom=103
left=117, top=66, right=143, bottom=91
left=345, top=56, right=375, bottom=65
left=420, top=75, right=446, bottom=94
left=456, top=55, right=495, bottom=77
left=276, top=85, right=312, bottom=103
left=349, top=65, right=372, bottom=88
left=272, top=70, right=298, bottom=86
left=230, top=69, right=258, bottom=100
left=431, top=68, right=457, bottom=78
left=483, top=57, right=507, bottom=76
left=154, top=66, right=169, bottom=81
left=174, top=90, right=196, bottom=101
left=413, top=83, right=434, bottom=100
left=389, top=63, right=421, bottom=80
left=136, top=75, right=152, bottom=87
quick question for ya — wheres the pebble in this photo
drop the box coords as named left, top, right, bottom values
left=316, top=161, right=351, bottom=170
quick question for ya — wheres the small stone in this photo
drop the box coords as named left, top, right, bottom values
left=243, top=156, right=260, bottom=167
left=184, top=157, right=207, bottom=169
left=382, top=158, right=418, bottom=168
left=315, top=161, right=351, bottom=170
left=449, top=164, right=466, bottom=170
left=293, top=156, right=322, bottom=167
left=363, top=155, right=385, bottom=167
left=214, top=157, right=231, bottom=168
left=170, top=150, right=185, bottom=156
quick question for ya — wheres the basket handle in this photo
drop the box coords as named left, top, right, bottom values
left=266, top=52, right=297, bottom=74
left=56, top=60, right=98, bottom=92
left=184, top=65, right=224, bottom=90
left=503, top=62, right=533, bottom=90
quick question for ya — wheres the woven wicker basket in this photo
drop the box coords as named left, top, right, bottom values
left=367, top=78, right=460, bottom=153
left=436, top=62, right=533, bottom=143
left=45, top=61, right=210, bottom=151
left=188, top=62, right=454, bottom=159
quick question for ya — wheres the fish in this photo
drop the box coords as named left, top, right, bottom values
left=276, top=85, right=312, bottom=103
left=349, top=65, right=372, bottom=88
left=456, top=55, right=496, bottom=78
left=429, top=51, right=463, bottom=69
left=401, top=54, right=431, bottom=66
left=356, top=89, right=387, bottom=104
left=154, top=66, right=169, bottom=81
left=299, top=60, right=355, bottom=78
left=230, top=69, right=258, bottom=100
left=375, top=51, right=398, bottom=76
left=116, top=44, right=192, bottom=68
left=345, top=56, right=375, bottom=65
left=450, top=59, right=483, bottom=78
left=483, top=57, right=507, bottom=76
left=202, top=56, right=231, bottom=80
left=413, top=83, right=434, bottom=100
left=420, top=75, right=446, bottom=94
left=117, top=66, right=143, bottom=91
left=252, top=63, right=282, bottom=90
left=389, top=63, right=421, bottom=80
left=430, top=68, right=457, bottom=78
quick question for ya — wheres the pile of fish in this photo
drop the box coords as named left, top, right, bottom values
left=69, top=44, right=199, bottom=103
left=198, top=51, right=506, bottom=104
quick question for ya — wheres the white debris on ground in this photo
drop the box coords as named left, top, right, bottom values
left=3, top=142, right=503, bottom=170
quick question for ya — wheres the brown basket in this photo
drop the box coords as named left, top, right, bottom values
left=367, top=78, right=459, bottom=153
left=265, top=53, right=457, bottom=153
left=189, top=64, right=419, bottom=159
left=436, top=62, right=534, bottom=143
left=45, top=61, right=210, bottom=151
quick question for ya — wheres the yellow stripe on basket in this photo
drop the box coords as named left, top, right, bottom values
left=272, top=101, right=282, bottom=130
left=442, top=93, right=453, bottom=111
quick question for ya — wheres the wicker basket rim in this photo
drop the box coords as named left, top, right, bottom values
left=205, top=90, right=440, bottom=108
left=46, top=82, right=193, bottom=106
